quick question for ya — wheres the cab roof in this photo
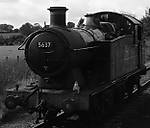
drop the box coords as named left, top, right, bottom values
left=85, top=11, right=142, bottom=25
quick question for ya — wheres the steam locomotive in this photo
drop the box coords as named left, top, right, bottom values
left=5, top=7, right=146, bottom=127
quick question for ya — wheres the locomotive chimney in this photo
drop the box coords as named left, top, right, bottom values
left=48, top=7, right=68, bottom=27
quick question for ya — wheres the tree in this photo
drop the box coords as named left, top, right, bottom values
left=141, top=8, right=150, bottom=37
left=19, top=22, right=42, bottom=37
left=13, top=28, right=19, bottom=33
left=0, top=35, right=5, bottom=45
left=0, top=24, right=14, bottom=32
left=19, top=22, right=34, bottom=36
left=67, top=22, right=75, bottom=28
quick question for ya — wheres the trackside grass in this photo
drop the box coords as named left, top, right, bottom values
left=0, top=46, right=38, bottom=95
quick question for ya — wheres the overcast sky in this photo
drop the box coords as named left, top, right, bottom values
left=0, top=0, right=150, bottom=28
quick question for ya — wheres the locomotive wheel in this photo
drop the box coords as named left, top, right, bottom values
left=92, top=89, right=114, bottom=123
left=5, top=95, right=17, bottom=110
left=101, top=90, right=114, bottom=116
left=96, top=99, right=105, bottom=121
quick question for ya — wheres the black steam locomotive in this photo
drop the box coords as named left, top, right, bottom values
left=5, top=7, right=146, bottom=127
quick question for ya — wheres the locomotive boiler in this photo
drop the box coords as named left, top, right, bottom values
left=5, top=6, right=146, bottom=127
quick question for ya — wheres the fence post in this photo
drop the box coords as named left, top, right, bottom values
left=5, top=56, right=8, bottom=62
left=17, top=56, right=19, bottom=63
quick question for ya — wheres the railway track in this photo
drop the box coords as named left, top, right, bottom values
left=1, top=83, right=150, bottom=126
left=1, top=80, right=150, bottom=128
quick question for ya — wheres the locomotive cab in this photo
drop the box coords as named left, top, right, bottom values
left=84, top=12, right=137, bottom=37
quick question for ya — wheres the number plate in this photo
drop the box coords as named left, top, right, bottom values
left=37, top=41, right=55, bottom=48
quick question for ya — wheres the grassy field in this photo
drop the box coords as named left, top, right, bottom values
left=0, top=46, right=38, bottom=95
left=0, top=46, right=39, bottom=119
